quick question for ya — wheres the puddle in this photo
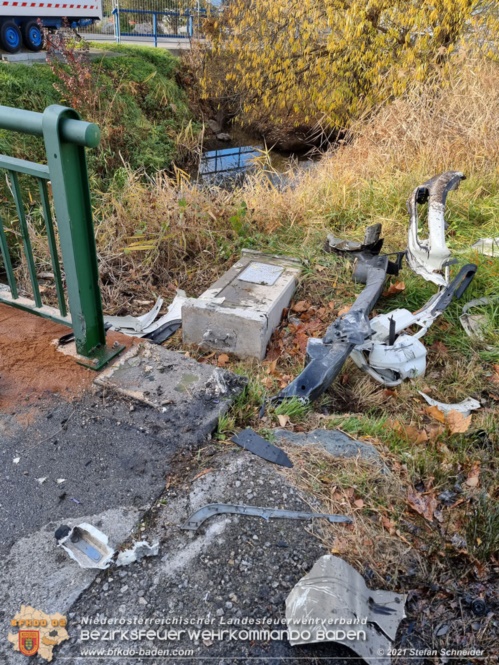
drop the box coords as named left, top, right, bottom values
left=197, top=143, right=315, bottom=188
left=199, top=146, right=261, bottom=181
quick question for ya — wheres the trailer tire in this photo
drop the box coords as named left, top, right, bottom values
left=22, top=21, right=43, bottom=51
left=0, top=20, right=22, bottom=54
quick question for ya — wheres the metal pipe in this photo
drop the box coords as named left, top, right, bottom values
left=0, top=106, right=100, bottom=148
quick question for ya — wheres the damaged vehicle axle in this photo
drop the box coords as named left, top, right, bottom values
left=272, top=172, right=477, bottom=403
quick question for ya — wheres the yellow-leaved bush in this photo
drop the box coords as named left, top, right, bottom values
left=202, top=0, right=499, bottom=127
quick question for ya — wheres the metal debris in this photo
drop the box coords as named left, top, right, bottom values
left=471, top=237, right=499, bottom=257
left=460, top=295, right=498, bottom=344
left=350, top=263, right=477, bottom=386
left=105, top=297, right=164, bottom=334
left=231, top=428, right=293, bottom=467
left=273, top=249, right=397, bottom=403
left=116, top=540, right=159, bottom=567
left=286, top=555, right=406, bottom=665
left=55, top=523, right=114, bottom=569
left=418, top=391, right=481, bottom=416
left=406, top=171, right=464, bottom=286
left=181, top=504, right=352, bottom=531
left=325, top=222, right=384, bottom=256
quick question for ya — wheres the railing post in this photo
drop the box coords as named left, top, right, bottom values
left=153, top=12, right=158, bottom=47
left=42, top=105, right=124, bottom=369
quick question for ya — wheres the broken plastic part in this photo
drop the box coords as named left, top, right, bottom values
left=105, top=297, right=164, bottom=334
left=325, top=223, right=384, bottom=255
left=418, top=391, right=481, bottom=416
left=181, top=503, right=353, bottom=531
left=142, top=290, right=187, bottom=342
left=231, top=428, right=293, bottom=467
left=286, top=555, right=407, bottom=665
left=55, top=522, right=114, bottom=569
left=471, top=237, right=499, bottom=257
left=350, top=263, right=477, bottom=386
left=460, top=295, right=499, bottom=344
left=116, top=541, right=159, bottom=567
left=406, top=171, right=464, bottom=286
left=273, top=253, right=392, bottom=403
left=105, top=291, right=188, bottom=340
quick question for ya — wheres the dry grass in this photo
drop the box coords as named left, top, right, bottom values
left=84, top=51, right=499, bottom=315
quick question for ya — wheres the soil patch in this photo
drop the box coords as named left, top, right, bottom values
left=0, top=303, right=134, bottom=412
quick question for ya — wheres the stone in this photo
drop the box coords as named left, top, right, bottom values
left=216, top=132, right=231, bottom=141
left=207, top=119, right=222, bottom=134
left=273, top=429, right=386, bottom=468
left=182, top=250, right=301, bottom=360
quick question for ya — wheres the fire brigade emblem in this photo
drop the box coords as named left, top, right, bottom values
left=19, top=630, right=40, bottom=656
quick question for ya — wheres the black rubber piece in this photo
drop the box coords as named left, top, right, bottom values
left=232, top=428, right=293, bottom=468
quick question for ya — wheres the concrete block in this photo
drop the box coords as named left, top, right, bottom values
left=95, top=342, right=246, bottom=437
left=182, top=250, right=301, bottom=359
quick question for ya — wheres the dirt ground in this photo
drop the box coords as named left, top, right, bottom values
left=0, top=303, right=134, bottom=412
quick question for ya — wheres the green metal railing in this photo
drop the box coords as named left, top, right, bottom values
left=0, top=104, right=124, bottom=369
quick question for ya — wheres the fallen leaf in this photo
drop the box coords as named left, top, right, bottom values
left=337, top=305, right=351, bottom=316
left=383, top=281, right=405, bottom=297
left=382, top=516, right=396, bottom=535
left=217, top=353, right=230, bottom=367
left=465, top=475, right=479, bottom=488
left=430, top=341, right=449, bottom=357
left=292, top=300, right=310, bottom=313
left=425, top=405, right=446, bottom=423
left=434, top=509, right=444, bottom=523
left=428, top=424, right=445, bottom=442
left=277, top=414, right=290, bottom=427
left=407, top=489, right=438, bottom=522
left=395, top=421, right=428, bottom=444
left=353, top=499, right=364, bottom=509
left=315, top=264, right=326, bottom=272
left=447, top=410, right=472, bottom=434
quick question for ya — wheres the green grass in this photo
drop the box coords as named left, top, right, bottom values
left=0, top=43, right=199, bottom=187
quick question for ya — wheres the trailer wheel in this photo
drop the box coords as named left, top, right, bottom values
left=22, top=21, right=43, bottom=51
left=0, top=21, right=22, bottom=54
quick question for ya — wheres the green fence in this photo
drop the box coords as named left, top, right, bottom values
left=0, top=104, right=124, bottom=369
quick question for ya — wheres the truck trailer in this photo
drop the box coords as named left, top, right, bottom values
left=0, top=0, right=102, bottom=53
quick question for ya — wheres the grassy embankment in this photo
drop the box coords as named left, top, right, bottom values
left=0, top=43, right=198, bottom=183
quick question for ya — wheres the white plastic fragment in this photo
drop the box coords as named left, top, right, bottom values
left=471, top=237, right=499, bottom=257
left=57, top=523, right=115, bottom=570
left=36, top=477, right=47, bottom=484
left=104, top=291, right=188, bottom=338
left=460, top=296, right=498, bottom=346
left=286, top=555, right=406, bottom=665
left=13, top=457, right=20, bottom=464
left=140, top=289, right=188, bottom=336
left=406, top=172, right=465, bottom=286
left=105, top=297, right=164, bottom=334
left=56, top=479, right=66, bottom=484
left=418, top=391, right=481, bottom=416
left=116, top=541, right=159, bottom=567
